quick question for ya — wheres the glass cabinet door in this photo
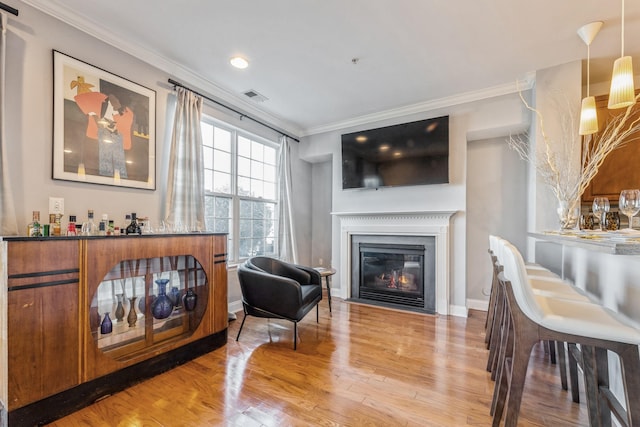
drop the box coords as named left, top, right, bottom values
left=90, top=255, right=208, bottom=360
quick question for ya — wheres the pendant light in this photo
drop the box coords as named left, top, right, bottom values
left=578, top=22, right=603, bottom=135
left=608, top=0, right=636, bottom=109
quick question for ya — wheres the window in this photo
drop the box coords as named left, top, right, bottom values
left=201, top=117, right=278, bottom=263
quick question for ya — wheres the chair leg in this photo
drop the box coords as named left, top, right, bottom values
left=582, top=345, right=612, bottom=426
left=548, top=340, right=557, bottom=364
left=556, top=341, right=568, bottom=391
left=293, top=321, right=297, bottom=350
left=317, top=304, right=319, bottom=322
left=618, top=345, right=640, bottom=426
left=491, top=306, right=512, bottom=418
left=504, top=338, right=537, bottom=427
left=568, top=343, right=581, bottom=403
left=236, top=313, right=247, bottom=342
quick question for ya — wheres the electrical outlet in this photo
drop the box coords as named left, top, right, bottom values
left=49, top=197, right=64, bottom=215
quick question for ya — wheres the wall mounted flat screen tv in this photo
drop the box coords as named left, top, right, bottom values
left=341, top=116, right=449, bottom=190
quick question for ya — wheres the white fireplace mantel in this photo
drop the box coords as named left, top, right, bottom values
left=332, top=211, right=457, bottom=315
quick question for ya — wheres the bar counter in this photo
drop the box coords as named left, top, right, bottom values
left=530, top=230, right=640, bottom=325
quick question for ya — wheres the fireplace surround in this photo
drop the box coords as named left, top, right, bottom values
left=334, top=211, right=455, bottom=315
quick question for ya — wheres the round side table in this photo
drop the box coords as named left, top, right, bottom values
left=314, top=267, right=336, bottom=315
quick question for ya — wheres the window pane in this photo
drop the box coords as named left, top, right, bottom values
left=214, top=127, right=231, bottom=152
left=253, top=201, right=265, bottom=219
left=237, top=156, right=250, bottom=177
left=264, top=146, right=276, bottom=165
left=238, top=176, right=251, bottom=196
left=213, top=149, right=231, bottom=173
left=204, top=169, right=213, bottom=192
left=215, top=197, right=230, bottom=217
left=251, top=179, right=264, bottom=198
left=203, top=146, right=213, bottom=169
left=239, top=238, right=252, bottom=258
left=251, top=140, right=264, bottom=161
left=214, top=218, right=229, bottom=233
left=264, top=164, right=276, bottom=183
left=265, top=203, right=275, bottom=220
left=239, top=219, right=251, bottom=238
left=252, top=220, right=264, bottom=238
left=251, top=160, right=264, bottom=180
left=201, top=123, right=213, bottom=147
left=264, top=183, right=276, bottom=200
left=238, top=136, right=251, bottom=157
left=239, top=199, right=252, bottom=218
left=213, top=171, right=231, bottom=194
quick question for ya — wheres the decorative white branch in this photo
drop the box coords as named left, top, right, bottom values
left=509, top=90, right=640, bottom=227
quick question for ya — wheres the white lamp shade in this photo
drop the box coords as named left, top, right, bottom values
left=579, top=96, right=599, bottom=135
left=608, top=56, right=636, bottom=109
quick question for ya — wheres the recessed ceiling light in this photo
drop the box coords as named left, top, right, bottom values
left=355, top=135, right=368, bottom=143
left=230, top=56, right=249, bottom=69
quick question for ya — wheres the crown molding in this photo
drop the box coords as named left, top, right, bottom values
left=22, top=0, right=304, bottom=138
left=301, top=73, right=536, bottom=137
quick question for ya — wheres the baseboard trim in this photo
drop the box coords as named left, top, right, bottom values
left=449, top=304, right=469, bottom=318
left=228, top=299, right=243, bottom=314
left=467, top=299, right=489, bottom=312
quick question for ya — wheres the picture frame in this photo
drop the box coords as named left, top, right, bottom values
left=53, top=50, right=156, bottom=190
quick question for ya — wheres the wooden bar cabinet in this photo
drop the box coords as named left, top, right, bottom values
left=2, top=233, right=228, bottom=426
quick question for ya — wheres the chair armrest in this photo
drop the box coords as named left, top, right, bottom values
left=238, top=266, right=303, bottom=318
left=295, top=264, right=322, bottom=286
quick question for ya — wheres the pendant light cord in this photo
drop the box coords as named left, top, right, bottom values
left=621, top=0, right=625, bottom=57
left=587, top=44, right=591, bottom=97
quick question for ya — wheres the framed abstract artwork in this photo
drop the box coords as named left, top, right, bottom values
left=52, top=50, right=156, bottom=189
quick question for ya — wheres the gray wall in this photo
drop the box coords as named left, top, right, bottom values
left=466, top=136, right=528, bottom=302
left=3, top=4, right=313, bottom=308
left=311, top=160, right=332, bottom=267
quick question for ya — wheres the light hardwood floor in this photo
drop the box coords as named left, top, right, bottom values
left=49, top=296, right=588, bottom=426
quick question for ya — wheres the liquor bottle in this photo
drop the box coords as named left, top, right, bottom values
left=98, top=214, right=108, bottom=236
left=121, top=214, right=131, bottom=235
left=82, top=210, right=98, bottom=235
left=108, top=220, right=115, bottom=236
left=126, top=212, right=142, bottom=235
left=53, top=214, right=62, bottom=236
left=67, top=215, right=78, bottom=236
left=27, top=211, right=43, bottom=237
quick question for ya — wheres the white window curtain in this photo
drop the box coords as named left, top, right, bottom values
left=0, top=13, right=17, bottom=236
left=165, top=87, right=205, bottom=232
left=277, top=135, right=298, bottom=263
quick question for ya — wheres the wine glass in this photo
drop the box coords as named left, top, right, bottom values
left=619, top=189, right=640, bottom=230
left=592, top=197, right=610, bottom=231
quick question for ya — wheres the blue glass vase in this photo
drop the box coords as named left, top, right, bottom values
left=169, top=286, right=182, bottom=308
left=151, top=279, right=173, bottom=320
left=100, top=312, right=112, bottom=335
left=182, top=288, right=197, bottom=312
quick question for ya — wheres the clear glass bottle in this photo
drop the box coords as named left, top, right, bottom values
left=126, top=212, right=142, bottom=235
left=53, top=214, right=62, bottom=236
left=67, top=215, right=78, bottom=236
left=28, top=211, right=42, bottom=237
left=81, top=210, right=97, bottom=235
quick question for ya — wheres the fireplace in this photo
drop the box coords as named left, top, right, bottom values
left=334, top=211, right=455, bottom=315
left=350, top=235, right=436, bottom=313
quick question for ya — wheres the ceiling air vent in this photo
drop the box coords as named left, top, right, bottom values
left=243, top=89, right=268, bottom=102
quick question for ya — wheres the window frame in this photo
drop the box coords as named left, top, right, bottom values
left=201, top=114, right=279, bottom=264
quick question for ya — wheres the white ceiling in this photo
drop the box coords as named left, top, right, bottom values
left=20, top=0, right=640, bottom=137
